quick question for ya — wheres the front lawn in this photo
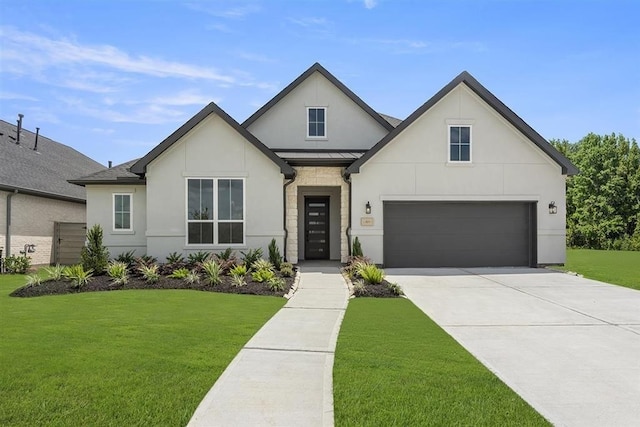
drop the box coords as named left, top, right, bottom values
left=557, top=249, right=640, bottom=290
left=0, top=274, right=285, bottom=426
left=333, top=298, right=549, bottom=426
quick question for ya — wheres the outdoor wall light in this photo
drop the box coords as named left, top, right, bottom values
left=548, top=201, right=558, bottom=215
left=365, top=201, right=372, bottom=215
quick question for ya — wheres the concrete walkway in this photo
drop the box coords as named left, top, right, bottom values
left=188, top=263, right=348, bottom=427
left=387, top=268, right=640, bottom=427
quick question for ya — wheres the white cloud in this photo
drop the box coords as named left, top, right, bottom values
left=363, top=0, right=377, bottom=9
left=287, top=17, right=328, bottom=27
left=185, top=2, right=261, bottom=19
left=0, top=92, right=38, bottom=101
left=0, top=26, right=235, bottom=82
left=148, top=90, right=220, bottom=106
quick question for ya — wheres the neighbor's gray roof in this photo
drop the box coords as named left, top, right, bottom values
left=378, top=113, right=403, bottom=127
left=0, top=119, right=106, bottom=202
left=346, top=71, right=579, bottom=176
left=69, top=159, right=145, bottom=186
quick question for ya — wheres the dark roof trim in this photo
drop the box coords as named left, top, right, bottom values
left=346, top=71, right=579, bottom=176
left=130, top=103, right=296, bottom=178
left=68, top=177, right=147, bottom=187
left=0, top=184, right=86, bottom=204
left=271, top=148, right=367, bottom=153
left=242, top=62, right=395, bottom=132
left=284, top=159, right=356, bottom=167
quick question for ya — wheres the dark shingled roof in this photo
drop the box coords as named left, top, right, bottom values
left=346, top=71, right=579, bottom=176
left=0, top=119, right=106, bottom=202
left=69, top=159, right=145, bottom=186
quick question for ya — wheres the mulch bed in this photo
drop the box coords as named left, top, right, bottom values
left=352, top=280, right=402, bottom=298
left=10, top=274, right=296, bottom=298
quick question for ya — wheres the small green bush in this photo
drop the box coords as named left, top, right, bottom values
left=63, top=264, right=93, bottom=288
left=344, top=256, right=372, bottom=279
left=353, top=280, right=367, bottom=296
left=280, top=262, right=294, bottom=277
left=230, top=264, right=247, bottom=276
left=107, top=261, right=129, bottom=285
left=24, top=274, right=42, bottom=287
left=114, top=250, right=136, bottom=270
left=252, top=259, right=274, bottom=272
left=4, top=255, right=31, bottom=274
left=201, top=260, right=222, bottom=286
left=251, top=268, right=275, bottom=283
left=241, top=248, right=263, bottom=270
left=215, top=248, right=235, bottom=261
left=185, top=271, right=200, bottom=284
left=81, top=224, right=109, bottom=274
left=352, top=236, right=363, bottom=257
left=168, top=268, right=190, bottom=279
left=44, top=264, right=64, bottom=281
left=387, top=282, right=404, bottom=296
left=187, top=251, right=210, bottom=266
left=268, top=238, right=283, bottom=270
left=135, top=255, right=157, bottom=269
left=267, top=277, right=286, bottom=292
left=358, top=264, right=384, bottom=284
left=230, top=272, right=246, bottom=287
left=166, top=252, right=185, bottom=264
left=138, top=264, right=160, bottom=283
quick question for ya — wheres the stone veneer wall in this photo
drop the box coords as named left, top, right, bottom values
left=285, top=167, right=349, bottom=263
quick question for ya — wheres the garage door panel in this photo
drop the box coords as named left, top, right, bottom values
left=383, top=202, right=534, bottom=268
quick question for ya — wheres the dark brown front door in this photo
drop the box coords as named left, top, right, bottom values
left=304, top=197, right=330, bottom=260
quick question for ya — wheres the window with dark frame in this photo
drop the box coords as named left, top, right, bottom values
left=187, top=178, right=244, bottom=245
left=449, top=125, right=471, bottom=162
left=308, top=107, right=326, bottom=138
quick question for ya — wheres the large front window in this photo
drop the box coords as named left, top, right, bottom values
left=187, top=178, right=244, bottom=245
left=449, top=125, right=471, bottom=162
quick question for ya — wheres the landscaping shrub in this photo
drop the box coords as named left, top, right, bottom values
left=81, top=225, right=109, bottom=275
left=251, top=268, right=275, bottom=283
left=187, top=251, right=210, bottom=267
left=230, top=264, right=247, bottom=277
left=214, top=248, right=238, bottom=272
left=135, top=255, right=157, bottom=268
left=185, top=271, right=200, bottom=284
left=252, top=259, right=274, bottom=272
left=114, top=250, right=136, bottom=270
left=24, top=274, right=42, bottom=287
left=4, top=255, right=31, bottom=274
left=241, top=248, right=263, bottom=270
left=168, top=268, right=190, bottom=279
left=387, top=282, right=404, bottom=296
left=106, top=261, right=129, bottom=285
left=267, top=277, right=286, bottom=291
left=63, top=265, right=93, bottom=288
left=352, top=236, right=363, bottom=257
left=280, top=262, right=294, bottom=277
left=138, top=264, right=160, bottom=283
left=343, top=256, right=372, bottom=279
left=230, top=272, right=246, bottom=287
left=216, top=248, right=235, bottom=261
left=201, top=260, right=222, bottom=286
left=353, top=280, right=367, bottom=297
left=268, top=238, right=283, bottom=269
left=44, top=264, right=64, bottom=281
left=358, top=264, right=384, bottom=284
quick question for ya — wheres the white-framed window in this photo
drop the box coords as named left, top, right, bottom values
left=186, top=178, right=245, bottom=245
left=307, top=107, right=326, bottom=138
left=113, top=193, right=132, bottom=231
left=449, top=125, right=471, bottom=162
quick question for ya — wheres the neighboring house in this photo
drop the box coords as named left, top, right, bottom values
left=0, top=118, right=106, bottom=265
left=71, top=63, right=578, bottom=268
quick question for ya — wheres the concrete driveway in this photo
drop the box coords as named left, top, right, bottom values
left=386, top=268, right=640, bottom=427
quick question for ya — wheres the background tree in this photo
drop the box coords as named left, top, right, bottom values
left=552, top=133, right=640, bottom=250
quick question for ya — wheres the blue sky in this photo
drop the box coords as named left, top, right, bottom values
left=1, top=0, right=638, bottom=166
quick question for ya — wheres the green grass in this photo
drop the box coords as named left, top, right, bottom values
left=0, top=274, right=285, bottom=426
left=558, top=249, right=640, bottom=290
left=334, top=298, right=550, bottom=426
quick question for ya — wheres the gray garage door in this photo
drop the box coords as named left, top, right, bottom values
left=383, top=201, right=536, bottom=268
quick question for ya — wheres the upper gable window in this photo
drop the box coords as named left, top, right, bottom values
left=307, top=107, right=326, bottom=138
left=449, top=125, right=471, bottom=162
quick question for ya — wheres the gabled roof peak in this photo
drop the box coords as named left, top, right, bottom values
left=242, top=63, right=395, bottom=132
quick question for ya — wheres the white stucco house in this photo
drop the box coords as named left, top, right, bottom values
left=71, top=63, right=578, bottom=267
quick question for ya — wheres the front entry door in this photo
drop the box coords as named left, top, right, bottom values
left=304, top=197, right=330, bottom=260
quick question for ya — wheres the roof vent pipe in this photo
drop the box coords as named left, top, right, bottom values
left=108, top=161, right=112, bottom=168
left=33, top=127, right=40, bottom=151
left=16, top=113, right=24, bottom=144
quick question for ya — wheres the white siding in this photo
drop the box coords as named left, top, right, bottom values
left=352, top=84, right=567, bottom=265
left=247, top=72, right=389, bottom=150
left=85, top=185, right=147, bottom=258
left=145, top=114, right=284, bottom=261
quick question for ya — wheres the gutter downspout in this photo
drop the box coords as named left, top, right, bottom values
left=342, top=170, right=352, bottom=259
left=5, top=190, right=18, bottom=257
left=282, top=172, right=297, bottom=262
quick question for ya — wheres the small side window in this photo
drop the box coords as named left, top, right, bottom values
left=113, top=194, right=132, bottom=230
left=449, top=125, right=471, bottom=162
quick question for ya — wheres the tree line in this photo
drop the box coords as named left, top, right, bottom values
left=551, top=133, right=640, bottom=251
